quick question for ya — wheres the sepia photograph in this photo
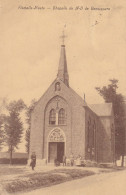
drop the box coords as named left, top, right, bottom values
left=0, top=0, right=126, bottom=194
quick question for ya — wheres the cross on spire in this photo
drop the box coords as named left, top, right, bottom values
left=60, top=31, right=67, bottom=45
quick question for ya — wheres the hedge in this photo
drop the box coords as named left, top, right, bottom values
left=0, top=158, right=28, bottom=164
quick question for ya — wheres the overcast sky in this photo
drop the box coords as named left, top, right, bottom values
left=0, top=0, right=126, bottom=151
left=0, top=0, right=126, bottom=107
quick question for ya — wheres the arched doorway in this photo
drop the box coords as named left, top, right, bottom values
left=48, top=128, right=65, bottom=163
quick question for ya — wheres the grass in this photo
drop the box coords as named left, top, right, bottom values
left=0, top=164, right=122, bottom=194
left=0, top=165, right=27, bottom=176
left=4, top=169, right=95, bottom=193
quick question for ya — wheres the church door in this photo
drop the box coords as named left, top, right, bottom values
left=49, top=142, right=57, bottom=163
left=48, top=128, right=65, bottom=163
left=48, top=142, right=64, bottom=163
left=57, top=142, right=64, bottom=163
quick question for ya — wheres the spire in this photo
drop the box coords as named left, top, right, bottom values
left=57, top=31, right=69, bottom=86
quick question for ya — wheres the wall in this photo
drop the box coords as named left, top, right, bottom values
left=85, top=106, right=115, bottom=163
left=30, top=78, right=115, bottom=163
left=99, top=116, right=115, bottom=163
left=29, top=78, right=86, bottom=160
left=85, top=106, right=100, bottom=162
left=44, top=96, right=71, bottom=159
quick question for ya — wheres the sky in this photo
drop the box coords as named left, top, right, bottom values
left=0, top=0, right=126, bottom=152
left=0, top=0, right=126, bottom=106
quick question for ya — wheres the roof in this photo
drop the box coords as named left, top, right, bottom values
left=88, top=103, right=113, bottom=117
left=34, top=77, right=87, bottom=113
left=69, top=86, right=87, bottom=107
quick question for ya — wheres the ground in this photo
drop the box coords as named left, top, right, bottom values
left=0, top=164, right=125, bottom=195
left=17, top=169, right=126, bottom=195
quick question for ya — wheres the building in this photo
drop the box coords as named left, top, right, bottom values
left=29, top=42, right=115, bottom=165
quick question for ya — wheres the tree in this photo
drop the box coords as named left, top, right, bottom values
left=4, top=99, right=26, bottom=164
left=25, top=99, right=37, bottom=154
left=0, top=114, right=5, bottom=151
left=25, top=129, right=30, bottom=154
left=0, top=98, right=8, bottom=151
left=96, top=79, right=125, bottom=166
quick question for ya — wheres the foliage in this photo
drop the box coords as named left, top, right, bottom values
left=0, top=97, right=8, bottom=113
left=0, top=158, right=28, bottom=165
left=0, top=98, right=8, bottom=150
left=4, top=169, right=95, bottom=193
left=6, top=99, right=26, bottom=113
left=25, top=129, right=30, bottom=154
left=25, top=99, right=37, bottom=154
left=0, top=114, right=5, bottom=151
left=4, top=99, right=26, bottom=164
left=4, top=112, right=23, bottom=150
left=96, top=79, right=125, bottom=158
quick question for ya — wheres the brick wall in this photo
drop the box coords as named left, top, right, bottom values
left=30, top=78, right=115, bottom=163
left=85, top=106, right=115, bottom=163
left=29, top=78, right=86, bottom=160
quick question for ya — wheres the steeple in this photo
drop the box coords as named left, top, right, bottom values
left=57, top=32, right=69, bottom=86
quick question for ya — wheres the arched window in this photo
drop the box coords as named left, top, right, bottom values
left=55, top=82, right=61, bottom=91
left=58, top=108, right=65, bottom=124
left=49, top=109, right=56, bottom=125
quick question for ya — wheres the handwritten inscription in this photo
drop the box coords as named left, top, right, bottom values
left=18, top=6, right=110, bottom=11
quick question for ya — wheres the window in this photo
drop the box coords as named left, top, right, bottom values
left=111, top=124, right=114, bottom=140
left=58, top=108, right=65, bottom=124
left=87, top=121, right=90, bottom=148
left=49, top=109, right=56, bottom=125
left=111, top=124, right=114, bottom=151
left=92, top=121, right=96, bottom=148
left=55, top=82, right=61, bottom=91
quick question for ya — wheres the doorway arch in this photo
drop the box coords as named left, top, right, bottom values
left=47, top=128, right=66, bottom=163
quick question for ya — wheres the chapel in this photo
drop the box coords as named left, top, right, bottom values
left=29, top=41, right=115, bottom=165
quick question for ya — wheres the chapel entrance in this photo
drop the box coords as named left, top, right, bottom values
left=48, top=142, right=64, bottom=163
left=48, top=128, right=65, bottom=163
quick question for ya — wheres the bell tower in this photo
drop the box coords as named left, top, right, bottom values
left=57, top=31, right=69, bottom=87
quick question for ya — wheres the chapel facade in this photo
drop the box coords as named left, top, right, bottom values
left=29, top=43, right=115, bottom=165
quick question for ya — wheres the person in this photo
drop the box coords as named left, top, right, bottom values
left=70, top=153, right=74, bottom=166
left=54, top=158, right=60, bottom=166
left=81, top=156, right=86, bottom=167
left=63, top=155, right=66, bottom=166
left=76, top=155, right=82, bottom=166
left=30, top=152, right=36, bottom=170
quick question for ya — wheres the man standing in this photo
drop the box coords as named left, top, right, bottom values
left=70, top=153, right=74, bottom=166
left=63, top=155, right=66, bottom=166
left=30, top=152, right=36, bottom=170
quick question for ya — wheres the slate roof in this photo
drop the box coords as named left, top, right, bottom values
left=89, top=103, right=113, bottom=117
